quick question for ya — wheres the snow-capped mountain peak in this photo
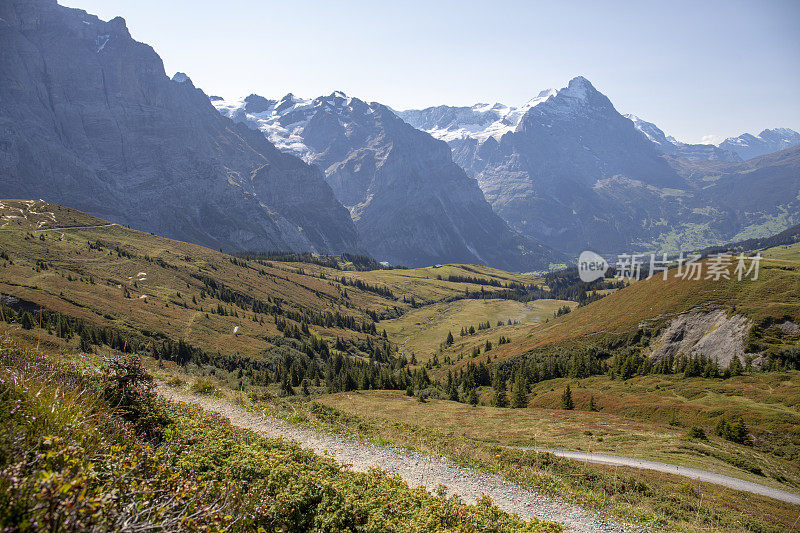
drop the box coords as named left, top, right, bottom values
left=561, top=75, right=593, bottom=99
left=212, top=92, right=386, bottom=164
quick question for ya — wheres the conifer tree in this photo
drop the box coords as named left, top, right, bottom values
left=561, top=384, right=574, bottom=410
left=468, top=387, right=479, bottom=406
left=493, top=375, right=508, bottom=408
left=511, top=375, right=528, bottom=408
left=588, top=395, right=598, bottom=411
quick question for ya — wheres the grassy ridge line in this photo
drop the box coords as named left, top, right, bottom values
left=0, top=199, right=107, bottom=230
left=0, top=337, right=558, bottom=532
left=0, top=201, right=553, bottom=362
left=471, top=259, right=800, bottom=365
left=764, top=242, right=800, bottom=262
left=0, top=222, right=387, bottom=359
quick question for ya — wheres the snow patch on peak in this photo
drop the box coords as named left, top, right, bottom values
left=401, top=90, right=557, bottom=143
left=211, top=92, right=369, bottom=164
left=624, top=113, right=678, bottom=147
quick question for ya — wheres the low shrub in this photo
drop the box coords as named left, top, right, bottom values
left=686, top=426, right=707, bottom=440
left=190, top=378, right=218, bottom=396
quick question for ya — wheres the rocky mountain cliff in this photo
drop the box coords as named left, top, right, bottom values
left=0, top=0, right=360, bottom=254
left=214, top=92, right=562, bottom=270
left=404, top=77, right=687, bottom=253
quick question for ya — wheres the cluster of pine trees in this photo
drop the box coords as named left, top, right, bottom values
left=436, top=274, right=529, bottom=291
left=337, top=276, right=395, bottom=299
left=192, top=273, right=378, bottom=335
left=418, top=337, right=781, bottom=409
left=233, top=251, right=387, bottom=271
left=0, top=298, right=410, bottom=398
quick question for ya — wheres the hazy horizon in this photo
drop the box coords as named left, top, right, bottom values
left=59, top=0, right=800, bottom=145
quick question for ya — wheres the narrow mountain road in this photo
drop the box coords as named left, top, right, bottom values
left=515, top=447, right=800, bottom=506
left=159, top=387, right=630, bottom=533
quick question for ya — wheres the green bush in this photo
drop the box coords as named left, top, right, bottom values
left=190, top=378, right=218, bottom=396
left=686, top=426, right=707, bottom=440
left=715, top=416, right=751, bottom=445
left=103, top=354, right=171, bottom=440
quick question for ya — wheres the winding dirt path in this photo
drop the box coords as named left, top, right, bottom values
left=515, top=448, right=800, bottom=506
left=159, top=387, right=629, bottom=533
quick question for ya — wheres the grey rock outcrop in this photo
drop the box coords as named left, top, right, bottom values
left=648, top=309, right=752, bottom=369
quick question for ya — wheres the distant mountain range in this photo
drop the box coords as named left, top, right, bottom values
left=719, top=128, right=800, bottom=160
left=212, top=93, right=562, bottom=270
left=624, top=115, right=742, bottom=162
left=400, top=78, right=800, bottom=255
left=0, top=0, right=797, bottom=270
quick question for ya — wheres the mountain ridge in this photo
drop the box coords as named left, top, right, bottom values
left=213, top=91, right=564, bottom=270
left=400, top=77, right=800, bottom=255
left=719, top=128, right=800, bottom=160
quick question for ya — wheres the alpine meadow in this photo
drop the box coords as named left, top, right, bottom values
left=0, top=1, right=799, bottom=532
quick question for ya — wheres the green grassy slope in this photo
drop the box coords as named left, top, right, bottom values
left=470, top=255, right=799, bottom=364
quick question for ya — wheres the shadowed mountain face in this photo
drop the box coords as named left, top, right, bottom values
left=215, top=93, right=563, bottom=270
left=401, top=77, right=800, bottom=255
left=0, top=0, right=361, bottom=254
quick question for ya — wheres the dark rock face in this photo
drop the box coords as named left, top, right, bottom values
left=719, top=128, right=800, bottom=160
left=216, top=92, right=563, bottom=270
left=693, top=145, right=800, bottom=222
left=0, top=0, right=361, bottom=254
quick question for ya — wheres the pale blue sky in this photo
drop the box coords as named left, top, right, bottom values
left=61, top=0, right=800, bottom=144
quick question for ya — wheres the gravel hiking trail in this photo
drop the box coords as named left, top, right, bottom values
left=516, top=448, right=800, bottom=506
left=159, top=387, right=629, bottom=533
